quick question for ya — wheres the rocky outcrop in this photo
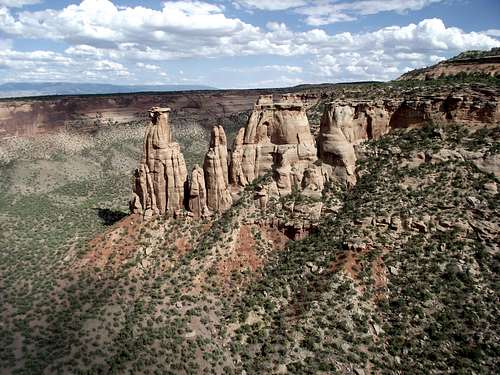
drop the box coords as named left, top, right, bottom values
left=130, top=110, right=234, bottom=218
left=301, top=166, right=325, bottom=199
left=318, top=94, right=500, bottom=185
left=229, top=94, right=320, bottom=196
left=130, top=107, right=188, bottom=217
left=130, top=89, right=500, bottom=220
left=203, top=125, right=233, bottom=212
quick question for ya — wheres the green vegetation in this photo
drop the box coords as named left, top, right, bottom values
left=450, top=47, right=500, bottom=61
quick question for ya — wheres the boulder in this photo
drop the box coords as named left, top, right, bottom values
left=472, top=154, right=500, bottom=179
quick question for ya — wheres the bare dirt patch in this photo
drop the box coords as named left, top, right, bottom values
left=216, top=225, right=261, bottom=286
left=76, top=214, right=142, bottom=270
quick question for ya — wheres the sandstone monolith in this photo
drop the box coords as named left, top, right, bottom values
left=203, top=125, right=233, bottom=212
left=318, top=103, right=358, bottom=186
left=130, top=107, right=188, bottom=217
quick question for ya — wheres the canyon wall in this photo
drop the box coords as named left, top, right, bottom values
left=398, top=56, right=500, bottom=81
left=0, top=89, right=321, bottom=139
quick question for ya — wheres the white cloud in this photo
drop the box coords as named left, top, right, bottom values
left=345, top=0, right=443, bottom=16
left=0, top=0, right=498, bottom=85
left=235, top=0, right=446, bottom=25
left=0, top=0, right=40, bottom=8
left=1, top=1, right=497, bottom=62
left=222, top=65, right=303, bottom=73
left=483, top=29, right=500, bottom=38
left=93, top=61, right=130, bottom=77
left=0, top=38, right=12, bottom=50
left=233, top=0, right=307, bottom=11
left=137, top=62, right=161, bottom=70
left=0, top=0, right=255, bottom=44
left=244, top=75, right=305, bottom=88
left=0, top=48, right=132, bottom=82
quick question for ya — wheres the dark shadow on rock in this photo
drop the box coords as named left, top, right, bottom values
left=95, top=208, right=128, bottom=226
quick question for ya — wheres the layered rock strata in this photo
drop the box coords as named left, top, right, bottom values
left=318, top=94, right=500, bottom=186
left=130, top=107, right=188, bottom=217
left=321, top=95, right=500, bottom=148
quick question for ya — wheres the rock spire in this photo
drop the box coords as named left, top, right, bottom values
left=130, top=107, right=188, bottom=217
left=203, top=125, right=233, bottom=212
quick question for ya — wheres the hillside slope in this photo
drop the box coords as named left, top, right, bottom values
left=1, top=118, right=498, bottom=373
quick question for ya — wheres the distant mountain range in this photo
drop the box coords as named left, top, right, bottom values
left=0, top=82, right=217, bottom=98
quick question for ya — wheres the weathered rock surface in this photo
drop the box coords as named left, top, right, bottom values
left=129, top=88, right=500, bottom=220
left=472, top=154, right=500, bottom=179
left=203, top=125, right=233, bottom=212
left=318, top=93, right=500, bottom=185
left=188, top=165, right=209, bottom=219
left=230, top=94, right=320, bottom=196
left=318, top=103, right=359, bottom=186
left=130, top=107, right=188, bottom=217
left=301, top=166, right=325, bottom=199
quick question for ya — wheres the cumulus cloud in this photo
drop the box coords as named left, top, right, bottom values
left=222, top=65, right=303, bottom=73
left=137, top=62, right=161, bottom=70
left=483, top=29, right=500, bottom=38
left=233, top=0, right=307, bottom=11
left=313, top=50, right=439, bottom=82
left=235, top=0, right=445, bottom=25
left=244, top=75, right=305, bottom=88
left=1, top=2, right=497, bottom=60
left=0, top=48, right=131, bottom=82
left=309, top=18, right=499, bottom=82
left=0, top=0, right=39, bottom=7
left=0, top=0, right=498, bottom=85
left=0, top=0, right=255, bottom=45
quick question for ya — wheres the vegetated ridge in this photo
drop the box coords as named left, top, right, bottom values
left=398, top=47, right=500, bottom=81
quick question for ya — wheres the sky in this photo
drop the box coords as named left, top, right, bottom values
left=0, top=0, right=499, bottom=88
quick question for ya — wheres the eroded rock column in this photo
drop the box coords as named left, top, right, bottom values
left=130, top=107, right=188, bottom=217
left=318, top=103, right=358, bottom=186
left=203, top=125, right=233, bottom=213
